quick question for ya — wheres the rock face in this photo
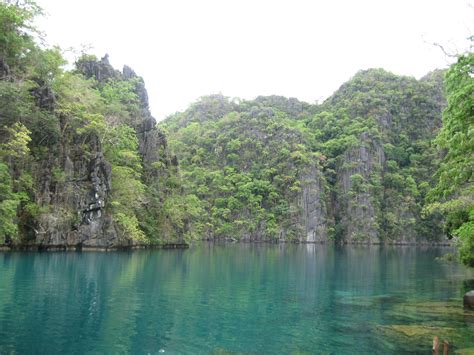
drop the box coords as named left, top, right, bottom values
left=27, top=56, right=181, bottom=249
left=297, top=165, right=328, bottom=242
left=322, top=69, right=447, bottom=244
left=78, top=56, right=169, bottom=168
left=31, top=84, right=55, bottom=111
left=34, top=146, right=120, bottom=248
left=336, top=132, right=384, bottom=243
left=0, top=58, right=10, bottom=79
left=75, top=54, right=121, bottom=83
left=464, top=291, right=474, bottom=310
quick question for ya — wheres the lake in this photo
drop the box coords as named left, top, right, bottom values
left=0, top=243, right=473, bottom=354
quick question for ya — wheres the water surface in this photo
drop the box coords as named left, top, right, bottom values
left=0, top=244, right=473, bottom=354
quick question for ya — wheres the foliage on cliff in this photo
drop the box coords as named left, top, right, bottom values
left=163, top=70, right=447, bottom=243
left=427, top=52, right=474, bottom=266
left=315, top=69, right=446, bottom=242
left=163, top=95, right=325, bottom=240
left=0, top=1, right=186, bottom=246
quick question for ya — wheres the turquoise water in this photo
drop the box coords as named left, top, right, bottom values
left=0, top=244, right=473, bottom=354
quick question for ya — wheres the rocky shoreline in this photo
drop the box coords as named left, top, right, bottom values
left=0, top=239, right=453, bottom=252
left=0, top=243, right=189, bottom=252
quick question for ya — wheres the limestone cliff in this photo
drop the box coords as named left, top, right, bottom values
left=8, top=55, right=184, bottom=249
left=335, top=132, right=384, bottom=243
left=296, top=164, right=328, bottom=242
left=163, top=70, right=448, bottom=244
left=323, top=69, right=446, bottom=243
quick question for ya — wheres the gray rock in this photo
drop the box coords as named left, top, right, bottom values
left=0, top=58, right=10, bottom=78
left=464, top=290, right=474, bottom=309
left=336, top=132, right=384, bottom=243
left=31, top=84, right=56, bottom=111
left=297, top=164, right=328, bottom=242
left=76, top=54, right=121, bottom=83
left=35, top=145, right=120, bottom=248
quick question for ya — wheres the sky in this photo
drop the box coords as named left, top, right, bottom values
left=36, top=0, right=473, bottom=121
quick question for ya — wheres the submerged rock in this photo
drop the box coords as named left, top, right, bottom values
left=388, top=299, right=474, bottom=320
left=378, top=324, right=457, bottom=338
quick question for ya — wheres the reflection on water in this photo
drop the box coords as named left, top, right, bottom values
left=0, top=244, right=473, bottom=353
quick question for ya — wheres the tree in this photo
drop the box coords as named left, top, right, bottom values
left=427, top=52, right=474, bottom=266
left=0, top=1, right=43, bottom=75
left=104, top=124, right=146, bottom=242
left=0, top=122, right=32, bottom=243
left=0, top=162, right=20, bottom=242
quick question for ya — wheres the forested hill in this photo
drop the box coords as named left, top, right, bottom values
left=162, top=69, right=447, bottom=244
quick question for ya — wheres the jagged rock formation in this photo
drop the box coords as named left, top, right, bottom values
left=0, top=52, right=184, bottom=249
left=35, top=148, right=117, bottom=248
left=76, top=55, right=172, bottom=172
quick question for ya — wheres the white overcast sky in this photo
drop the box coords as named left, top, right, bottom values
left=36, top=0, right=472, bottom=121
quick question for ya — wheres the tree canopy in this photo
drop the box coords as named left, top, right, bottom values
left=427, top=52, right=474, bottom=266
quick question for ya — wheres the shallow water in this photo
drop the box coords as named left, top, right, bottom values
left=0, top=243, right=473, bottom=354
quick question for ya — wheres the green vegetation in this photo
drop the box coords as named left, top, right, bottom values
left=162, top=70, right=446, bottom=243
left=0, top=1, right=186, bottom=246
left=427, top=52, right=474, bottom=266
left=162, top=95, right=323, bottom=241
